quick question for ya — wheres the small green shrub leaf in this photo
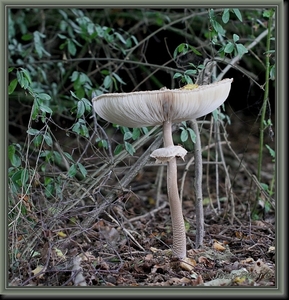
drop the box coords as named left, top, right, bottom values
left=236, top=43, right=248, bottom=56
left=39, top=104, right=53, bottom=114
left=232, top=9, right=242, bottom=22
left=43, top=133, right=53, bottom=147
left=222, top=9, right=230, bottom=23
left=124, top=131, right=133, bottom=141
left=77, top=101, right=85, bottom=118
left=8, top=145, right=21, bottom=167
left=20, top=168, right=29, bottom=186
left=180, top=129, right=188, bottom=142
left=8, top=78, right=18, bottom=95
left=68, top=39, right=77, bottom=56
left=114, top=144, right=124, bottom=155
left=38, top=93, right=51, bottom=101
left=77, top=162, right=87, bottom=178
left=124, top=141, right=135, bottom=156
left=224, top=42, right=234, bottom=53
left=188, top=128, right=196, bottom=143
left=68, top=164, right=77, bottom=177
left=103, top=75, right=112, bottom=88
left=27, top=128, right=40, bottom=135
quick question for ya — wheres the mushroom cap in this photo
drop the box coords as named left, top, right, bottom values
left=150, top=146, right=188, bottom=164
left=92, top=78, right=233, bottom=128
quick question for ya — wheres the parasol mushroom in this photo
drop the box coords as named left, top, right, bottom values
left=92, top=78, right=233, bottom=260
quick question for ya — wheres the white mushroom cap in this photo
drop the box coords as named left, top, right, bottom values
left=92, top=78, right=233, bottom=127
left=150, top=145, right=188, bottom=164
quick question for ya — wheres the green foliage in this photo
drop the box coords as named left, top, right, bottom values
left=180, top=122, right=196, bottom=144
left=114, top=126, right=149, bottom=156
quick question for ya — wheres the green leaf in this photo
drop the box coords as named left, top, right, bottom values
left=124, top=131, right=133, bottom=141
left=173, top=43, right=187, bottom=59
left=72, top=122, right=80, bottom=134
left=43, top=133, right=53, bottom=147
left=58, top=33, right=67, bottom=39
left=132, top=128, right=140, bottom=140
left=77, top=101, right=85, bottom=118
left=97, top=139, right=108, bottom=149
left=114, top=144, right=123, bottom=155
left=222, top=9, right=230, bottom=23
left=224, top=42, right=234, bottom=53
left=80, top=123, right=89, bottom=137
left=265, top=144, right=275, bottom=159
left=263, top=9, right=273, bottom=18
left=8, top=145, right=21, bottom=167
left=38, top=93, right=51, bottom=101
left=184, top=69, right=197, bottom=76
left=188, top=128, right=196, bottom=143
left=20, top=168, right=29, bottom=186
left=53, top=151, right=63, bottom=164
left=70, top=90, right=79, bottom=100
left=68, top=39, right=76, bottom=56
left=141, top=127, right=149, bottom=135
left=68, top=164, right=77, bottom=177
left=211, top=20, right=226, bottom=36
left=77, top=162, right=87, bottom=178
left=33, top=31, right=45, bottom=58
left=232, top=9, right=242, bottom=22
left=39, top=104, right=53, bottom=114
left=81, top=98, right=92, bottom=112
left=188, top=45, right=202, bottom=56
left=269, top=64, right=275, bottom=80
left=112, top=73, right=126, bottom=85
left=70, top=71, right=79, bottom=82
left=16, top=69, right=23, bottom=84
left=31, top=101, right=40, bottom=120
left=22, top=34, right=33, bottom=41
left=173, top=73, right=183, bottom=79
left=180, top=129, right=189, bottom=142
left=233, top=34, right=239, bottom=42
left=183, top=75, right=193, bottom=84
left=33, top=135, right=43, bottom=147
left=79, top=73, right=92, bottom=85
left=20, top=68, right=32, bottom=84
left=124, top=141, right=135, bottom=156
left=63, top=152, right=74, bottom=161
left=114, top=32, right=126, bottom=44
left=103, top=75, right=112, bottom=89
left=8, top=78, right=18, bottom=95
left=236, top=43, right=248, bottom=56
left=27, top=128, right=40, bottom=135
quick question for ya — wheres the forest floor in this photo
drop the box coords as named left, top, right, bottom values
left=8, top=111, right=276, bottom=288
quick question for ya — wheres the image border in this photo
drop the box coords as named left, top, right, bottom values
left=2, top=0, right=287, bottom=298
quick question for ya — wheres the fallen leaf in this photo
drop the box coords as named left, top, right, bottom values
left=32, top=265, right=46, bottom=278
left=213, top=241, right=226, bottom=252
left=57, top=231, right=67, bottom=238
left=180, top=257, right=197, bottom=272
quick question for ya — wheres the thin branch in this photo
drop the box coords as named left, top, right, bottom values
left=190, top=120, right=204, bottom=248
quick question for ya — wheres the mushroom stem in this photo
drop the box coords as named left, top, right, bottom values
left=163, top=121, right=187, bottom=259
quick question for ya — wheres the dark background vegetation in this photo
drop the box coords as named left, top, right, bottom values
left=7, top=7, right=276, bottom=288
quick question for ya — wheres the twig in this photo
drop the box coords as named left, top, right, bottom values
left=179, top=141, right=226, bottom=202
left=155, top=165, right=165, bottom=207
left=126, top=201, right=168, bottom=223
left=190, top=120, right=204, bottom=248
left=215, top=117, right=235, bottom=224
left=104, top=211, right=145, bottom=252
